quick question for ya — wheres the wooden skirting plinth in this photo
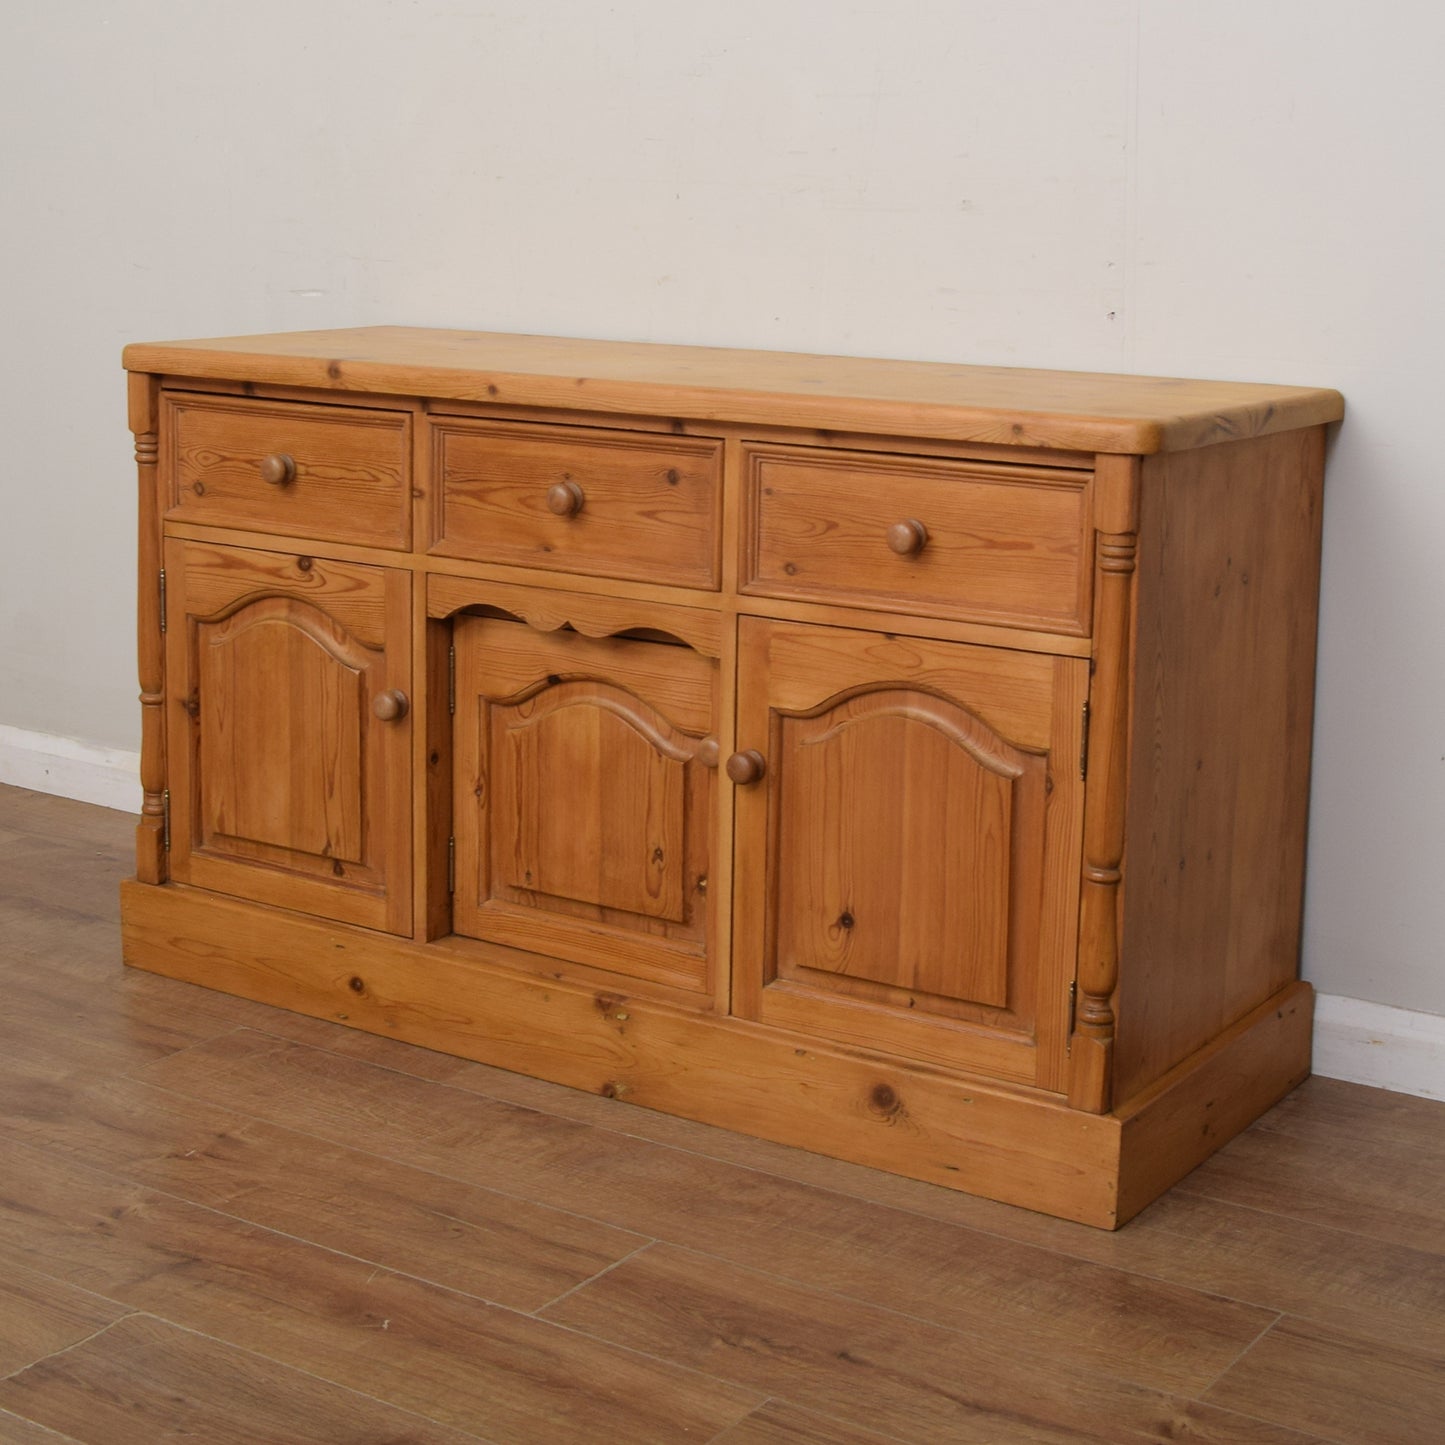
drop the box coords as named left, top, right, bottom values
left=120, top=880, right=1312, bottom=1229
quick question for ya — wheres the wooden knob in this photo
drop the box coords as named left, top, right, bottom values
left=886, top=518, right=928, bottom=555
left=372, top=689, right=409, bottom=722
left=725, top=749, right=766, bottom=785
left=696, top=736, right=720, bottom=769
left=259, top=453, right=296, bottom=486
left=546, top=480, right=585, bottom=517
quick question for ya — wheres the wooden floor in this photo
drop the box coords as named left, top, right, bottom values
left=1, top=786, right=1443, bottom=1445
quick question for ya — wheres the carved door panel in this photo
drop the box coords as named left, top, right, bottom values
left=452, top=615, right=719, bottom=997
left=164, top=539, right=412, bottom=934
left=731, top=618, right=1086, bottom=1090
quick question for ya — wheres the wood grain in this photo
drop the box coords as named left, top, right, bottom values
left=161, top=391, right=412, bottom=550
left=123, top=325, right=1344, bottom=454
left=1115, top=983, right=1313, bottom=1221
left=1067, top=453, right=1138, bottom=1112
left=1177, top=1101, right=1445, bottom=1255
left=129, top=371, right=166, bottom=884
left=1114, top=428, right=1325, bottom=1104
left=430, top=416, right=722, bottom=588
left=0, top=1262, right=126, bottom=1379
left=0, top=1408, right=86, bottom=1444
left=135, top=1030, right=1276, bottom=1395
left=163, top=539, right=413, bottom=934
left=0, top=1070, right=646, bottom=1314
left=743, top=443, right=1091, bottom=633
left=0, top=1315, right=480, bottom=1445
left=122, top=324, right=1334, bottom=1227
left=0, top=1136, right=759, bottom=1444
left=121, top=881, right=1126, bottom=1225
left=1205, top=1316, right=1445, bottom=1445
left=7, top=786, right=1433, bottom=1445
left=453, top=615, right=719, bottom=995
left=731, top=618, right=1085, bottom=1089
left=543, top=1243, right=1300, bottom=1444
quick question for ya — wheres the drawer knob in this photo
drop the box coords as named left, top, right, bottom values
left=696, top=736, right=720, bottom=769
left=886, top=518, right=929, bottom=556
left=259, top=452, right=297, bottom=486
left=546, top=480, right=586, bottom=517
left=372, top=689, right=410, bottom=722
left=725, top=749, right=767, bottom=785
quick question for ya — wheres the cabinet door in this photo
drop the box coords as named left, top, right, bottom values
left=453, top=615, right=718, bottom=997
left=164, top=539, right=412, bottom=934
left=732, top=618, right=1086, bottom=1090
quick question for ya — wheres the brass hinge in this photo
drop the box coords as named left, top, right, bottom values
left=448, top=642, right=456, bottom=715
left=447, top=835, right=456, bottom=894
left=162, top=789, right=171, bottom=852
left=159, top=569, right=167, bottom=633
left=1079, top=700, right=1091, bottom=780
left=1066, top=980, right=1077, bottom=1053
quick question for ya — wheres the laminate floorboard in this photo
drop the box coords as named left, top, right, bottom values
left=3, top=782, right=1441, bottom=1443
left=0, top=1314, right=483, bottom=1445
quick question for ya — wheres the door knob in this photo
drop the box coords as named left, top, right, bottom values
left=886, top=518, right=928, bottom=555
left=373, top=689, right=409, bottom=722
left=546, top=480, right=585, bottom=516
left=259, top=453, right=296, bottom=486
left=725, top=749, right=766, bottom=785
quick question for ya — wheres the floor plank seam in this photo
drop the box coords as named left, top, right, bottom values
left=1171, top=1181, right=1445, bottom=1256
left=0, top=1403, right=83, bottom=1443
left=75, top=1064, right=1285, bottom=1403
left=0, top=1256, right=134, bottom=1324
left=122, top=1069, right=662, bottom=1247
left=527, top=1239, right=658, bottom=1318
left=121, top=1312, right=504, bottom=1444
left=133, top=1027, right=1297, bottom=1337
left=531, top=1236, right=1236, bottom=1413
left=110, top=1020, right=260, bottom=1084
left=1189, top=1309, right=1285, bottom=1400
left=508, top=1308, right=771, bottom=1426
left=0, top=1314, right=137, bottom=1386
left=0, top=1126, right=607, bottom=1322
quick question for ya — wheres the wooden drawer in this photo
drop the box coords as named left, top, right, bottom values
left=430, top=417, right=722, bottom=589
left=162, top=393, right=411, bottom=549
left=743, top=444, right=1093, bottom=633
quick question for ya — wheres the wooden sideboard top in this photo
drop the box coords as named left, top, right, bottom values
left=123, top=326, right=1342, bottom=456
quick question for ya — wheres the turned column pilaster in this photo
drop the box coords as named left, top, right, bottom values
left=1068, top=454, right=1139, bottom=1113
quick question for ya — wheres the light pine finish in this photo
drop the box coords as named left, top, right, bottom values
left=161, top=391, right=412, bottom=550
left=163, top=538, right=412, bottom=934
left=742, top=443, right=1093, bottom=633
left=731, top=618, right=1086, bottom=1088
left=120, top=326, right=1336, bottom=1227
left=453, top=616, right=720, bottom=996
left=17, top=785, right=1445, bottom=1445
left=430, top=416, right=723, bottom=588
left=129, top=371, right=166, bottom=886
left=1115, top=428, right=1325, bottom=1102
left=122, top=325, right=1343, bottom=454
left=1068, top=452, right=1140, bottom=1112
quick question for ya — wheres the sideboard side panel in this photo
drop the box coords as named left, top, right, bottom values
left=1114, top=427, right=1326, bottom=1105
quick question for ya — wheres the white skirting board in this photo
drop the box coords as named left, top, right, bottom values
left=1, top=724, right=1441, bottom=1102
left=1311, top=995, right=1445, bottom=1102
left=0, top=724, right=143, bottom=815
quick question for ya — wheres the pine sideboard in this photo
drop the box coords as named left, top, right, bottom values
left=118, top=327, right=1342, bottom=1227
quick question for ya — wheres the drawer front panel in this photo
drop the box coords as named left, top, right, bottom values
left=431, top=418, right=722, bottom=588
left=744, top=445, right=1092, bottom=633
left=163, top=393, right=411, bottom=549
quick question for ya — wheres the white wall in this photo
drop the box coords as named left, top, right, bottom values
left=2, top=1, right=1442, bottom=1018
